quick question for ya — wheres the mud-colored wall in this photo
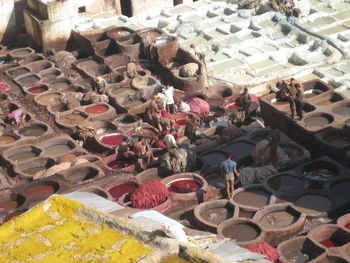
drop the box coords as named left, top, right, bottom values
left=130, top=0, right=173, bottom=16
left=0, top=0, right=17, bottom=44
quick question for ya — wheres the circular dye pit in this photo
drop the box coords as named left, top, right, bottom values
left=22, top=166, right=46, bottom=176
left=107, top=160, right=133, bottom=169
left=58, top=114, right=86, bottom=126
left=27, top=86, right=48, bottom=94
left=267, top=174, right=305, bottom=196
left=200, top=206, right=234, bottom=226
left=0, top=136, right=16, bottom=145
left=199, top=151, right=228, bottom=170
left=233, top=188, right=271, bottom=208
left=323, top=134, right=350, bottom=146
left=85, top=105, right=108, bottom=114
left=36, top=93, right=60, bottom=106
left=19, top=124, right=47, bottom=137
left=176, top=119, right=186, bottom=126
left=0, top=200, right=18, bottom=211
left=123, top=99, right=144, bottom=108
left=302, top=161, right=338, bottom=181
left=167, top=179, right=201, bottom=194
left=304, top=89, right=323, bottom=99
left=50, top=81, right=69, bottom=90
left=332, top=106, right=350, bottom=116
left=65, top=167, right=100, bottom=183
left=44, top=144, right=73, bottom=156
left=226, top=104, right=241, bottom=110
left=205, top=173, right=226, bottom=189
left=9, top=151, right=38, bottom=162
left=8, top=67, right=30, bottom=77
left=111, top=87, right=136, bottom=97
left=260, top=210, right=298, bottom=229
left=304, top=115, right=332, bottom=127
left=17, top=75, right=40, bottom=86
left=11, top=48, right=32, bottom=57
left=225, top=141, right=255, bottom=159
left=107, top=183, right=138, bottom=201
left=99, top=134, right=124, bottom=146
left=294, top=194, right=332, bottom=215
left=221, top=222, right=260, bottom=242
left=23, top=185, right=57, bottom=199
left=330, top=180, right=350, bottom=206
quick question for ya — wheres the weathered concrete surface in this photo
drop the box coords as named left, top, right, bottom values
left=0, top=0, right=17, bottom=44
left=130, top=0, right=173, bottom=16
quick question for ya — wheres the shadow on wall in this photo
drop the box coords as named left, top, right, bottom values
left=1, top=9, right=16, bottom=45
left=121, top=0, right=132, bottom=17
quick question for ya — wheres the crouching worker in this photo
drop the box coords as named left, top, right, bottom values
left=221, top=155, right=240, bottom=200
left=7, top=109, right=26, bottom=125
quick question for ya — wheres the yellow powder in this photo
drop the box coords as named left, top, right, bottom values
left=0, top=196, right=151, bottom=262
left=161, top=255, right=194, bottom=263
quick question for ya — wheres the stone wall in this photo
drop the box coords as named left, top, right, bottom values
left=130, top=0, right=173, bottom=16
left=0, top=0, right=17, bottom=44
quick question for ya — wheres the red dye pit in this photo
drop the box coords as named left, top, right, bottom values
left=345, top=223, right=350, bottom=230
left=108, top=183, right=138, bottom=201
left=107, top=160, right=132, bottom=169
left=27, top=86, right=46, bottom=94
left=0, top=81, right=11, bottom=92
left=176, top=119, right=186, bottom=126
left=23, top=185, right=56, bottom=199
left=320, top=239, right=342, bottom=248
left=100, top=134, right=124, bottom=146
left=85, top=105, right=108, bottom=114
left=168, top=179, right=201, bottom=193
left=226, top=104, right=241, bottom=110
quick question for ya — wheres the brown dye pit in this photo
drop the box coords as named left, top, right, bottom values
left=317, top=101, right=333, bottom=106
left=23, top=185, right=56, bottom=199
left=22, top=167, right=46, bottom=176
left=200, top=153, right=227, bottom=170
left=304, top=116, right=330, bottom=126
left=123, top=100, right=143, bottom=108
left=17, top=75, right=40, bottom=86
left=44, top=144, right=72, bottom=156
left=332, top=106, right=350, bottom=116
left=233, top=189, right=270, bottom=208
left=112, top=87, right=136, bottom=97
left=200, top=207, right=233, bottom=225
left=77, top=60, right=99, bottom=69
left=324, top=135, right=350, bottom=146
left=50, top=81, right=69, bottom=90
left=0, top=201, right=17, bottom=211
left=284, top=251, right=309, bottom=263
left=272, top=101, right=288, bottom=105
left=239, top=209, right=255, bottom=218
left=9, top=152, right=38, bottom=162
left=41, top=73, right=58, bottom=80
left=8, top=68, right=30, bottom=76
left=36, top=93, right=60, bottom=105
left=59, top=114, right=86, bottom=126
left=19, top=125, right=46, bottom=137
left=260, top=210, right=297, bottom=228
left=268, top=175, right=305, bottom=196
left=0, top=136, right=16, bottom=145
left=12, top=49, right=31, bottom=56
left=294, top=194, right=332, bottom=214
left=222, top=223, right=259, bottom=242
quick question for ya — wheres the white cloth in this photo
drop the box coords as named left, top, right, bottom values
left=163, top=86, right=174, bottom=105
left=164, top=134, right=177, bottom=148
left=179, top=101, right=190, bottom=112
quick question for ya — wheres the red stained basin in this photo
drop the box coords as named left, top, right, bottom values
left=346, top=223, right=350, bottom=230
left=108, top=183, right=138, bottom=201
left=168, top=179, right=201, bottom=193
left=99, top=134, right=124, bottom=146
left=226, top=104, right=241, bottom=110
left=0, top=81, right=11, bottom=92
left=85, top=105, right=108, bottom=114
left=320, top=239, right=343, bottom=248
left=27, top=86, right=47, bottom=94
left=107, top=160, right=133, bottom=169
left=176, top=119, right=186, bottom=126
left=23, top=185, right=56, bottom=199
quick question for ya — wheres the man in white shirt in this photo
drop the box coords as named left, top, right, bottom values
left=164, top=129, right=178, bottom=150
left=163, top=129, right=182, bottom=172
left=163, top=85, right=175, bottom=114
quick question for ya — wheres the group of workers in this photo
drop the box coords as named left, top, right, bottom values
left=277, top=78, right=304, bottom=120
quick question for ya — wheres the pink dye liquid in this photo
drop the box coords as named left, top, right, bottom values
left=345, top=223, right=350, bottom=230
left=27, top=86, right=46, bottom=94
left=100, top=134, right=124, bottom=146
left=108, top=183, right=138, bottom=200
left=107, top=160, right=132, bottom=169
left=168, top=179, right=201, bottom=193
left=176, top=119, right=186, bottom=126
left=85, top=105, right=108, bottom=114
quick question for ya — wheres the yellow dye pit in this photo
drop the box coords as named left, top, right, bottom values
left=160, top=255, right=194, bottom=263
left=0, top=196, right=151, bottom=262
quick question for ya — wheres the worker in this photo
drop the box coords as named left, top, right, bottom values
left=133, top=137, right=147, bottom=170
left=162, top=85, right=175, bottom=114
left=294, top=83, right=304, bottom=121
left=240, top=88, right=252, bottom=121
left=126, top=62, right=138, bottom=78
left=220, top=155, right=240, bottom=200
left=7, top=109, right=26, bottom=125
left=279, top=81, right=295, bottom=119
left=190, top=44, right=206, bottom=68
left=287, top=78, right=298, bottom=119
left=164, top=129, right=182, bottom=172
left=116, top=137, right=134, bottom=161
left=185, top=115, right=200, bottom=144
left=95, top=76, right=107, bottom=93
left=157, top=92, right=167, bottom=111
left=150, top=95, right=160, bottom=113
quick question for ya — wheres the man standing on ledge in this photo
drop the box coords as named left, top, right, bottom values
left=221, top=155, right=240, bottom=199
